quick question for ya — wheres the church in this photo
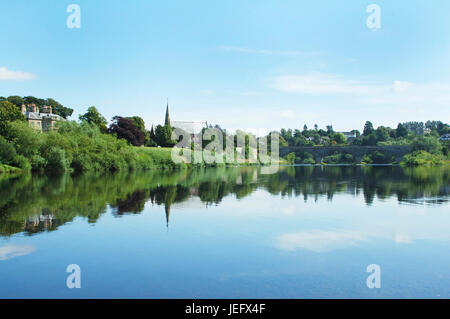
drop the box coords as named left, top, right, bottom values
left=162, top=101, right=208, bottom=140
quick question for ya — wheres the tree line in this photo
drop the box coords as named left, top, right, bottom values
left=1, top=95, right=449, bottom=171
left=0, top=95, right=74, bottom=119
left=279, top=121, right=449, bottom=147
left=279, top=121, right=449, bottom=165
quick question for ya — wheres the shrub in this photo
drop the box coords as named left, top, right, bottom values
left=30, top=155, right=48, bottom=172
left=4, top=121, right=42, bottom=157
left=71, top=153, right=93, bottom=172
left=402, top=151, right=445, bottom=166
left=0, top=136, right=17, bottom=164
left=0, top=101, right=25, bottom=136
left=45, top=147, right=69, bottom=172
left=322, top=152, right=354, bottom=164
left=411, top=136, right=442, bottom=154
left=294, top=151, right=315, bottom=164
left=12, top=155, right=31, bottom=171
left=370, top=151, right=394, bottom=164
left=285, top=152, right=295, bottom=164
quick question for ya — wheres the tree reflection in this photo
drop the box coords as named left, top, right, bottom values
left=0, top=165, right=448, bottom=236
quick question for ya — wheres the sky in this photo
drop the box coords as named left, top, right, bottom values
left=0, top=0, right=449, bottom=135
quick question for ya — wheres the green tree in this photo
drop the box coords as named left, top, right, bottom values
left=425, top=120, right=449, bottom=135
left=79, top=106, right=108, bottom=133
left=154, top=125, right=176, bottom=147
left=351, top=129, right=361, bottom=137
left=326, top=125, right=334, bottom=135
left=411, top=136, right=442, bottom=154
left=285, top=152, right=295, bottom=164
left=23, top=96, right=46, bottom=107
left=362, top=134, right=377, bottom=146
left=403, top=121, right=425, bottom=135
left=5, top=121, right=42, bottom=157
left=375, top=126, right=390, bottom=142
left=0, top=136, right=17, bottom=164
left=396, top=123, right=408, bottom=138
left=0, top=101, right=26, bottom=136
left=363, top=121, right=375, bottom=136
left=149, top=125, right=156, bottom=140
left=127, top=116, right=146, bottom=132
left=6, top=96, right=25, bottom=107
left=46, top=98, right=74, bottom=119
left=332, top=133, right=347, bottom=144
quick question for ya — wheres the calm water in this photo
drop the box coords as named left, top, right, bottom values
left=0, top=166, right=449, bottom=298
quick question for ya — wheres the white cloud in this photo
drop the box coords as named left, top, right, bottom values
left=0, top=67, right=37, bottom=80
left=392, top=80, right=413, bottom=92
left=199, top=89, right=214, bottom=96
left=271, top=73, right=383, bottom=94
left=0, top=244, right=36, bottom=261
left=276, top=230, right=367, bottom=252
left=270, top=73, right=450, bottom=116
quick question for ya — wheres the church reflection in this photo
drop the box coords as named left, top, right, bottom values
left=0, top=165, right=449, bottom=236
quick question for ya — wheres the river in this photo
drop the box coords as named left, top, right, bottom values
left=0, top=166, right=449, bottom=298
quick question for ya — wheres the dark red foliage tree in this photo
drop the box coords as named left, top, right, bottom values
left=108, top=116, right=145, bottom=146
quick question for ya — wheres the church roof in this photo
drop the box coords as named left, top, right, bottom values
left=172, top=121, right=207, bottom=135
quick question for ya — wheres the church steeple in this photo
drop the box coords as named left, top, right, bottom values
left=165, top=204, right=171, bottom=228
left=164, top=98, right=171, bottom=127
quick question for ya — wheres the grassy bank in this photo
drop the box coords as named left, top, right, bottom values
left=0, top=121, right=192, bottom=174
left=0, top=119, right=272, bottom=175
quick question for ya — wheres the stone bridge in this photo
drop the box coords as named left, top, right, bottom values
left=279, top=145, right=412, bottom=163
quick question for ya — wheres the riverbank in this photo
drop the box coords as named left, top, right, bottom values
left=0, top=164, right=23, bottom=174
left=0, top=145, right=273, bottom=176
left=2, top=146, right=448, bottom=176
left=1, top=120, right=448, bottom=175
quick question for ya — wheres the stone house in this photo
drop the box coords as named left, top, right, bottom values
left=21, top=104, right=64, bottom=132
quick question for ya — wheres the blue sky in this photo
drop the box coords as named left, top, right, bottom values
left=1, top=0, right=449, bottom=134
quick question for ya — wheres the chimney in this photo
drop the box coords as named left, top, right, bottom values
left=41, top=105, right=52, bottom=114
left=21, top=104, right=26, bottom=113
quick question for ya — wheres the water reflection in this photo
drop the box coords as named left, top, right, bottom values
left=0, top=166, right=449, bottom=237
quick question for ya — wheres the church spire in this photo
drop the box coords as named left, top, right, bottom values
left=164, top=98, right=171, bottom=127
left=165, top=204, right=171, bottom=228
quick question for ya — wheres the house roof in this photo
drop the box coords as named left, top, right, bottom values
left=23, top=112, right=63, bottom=121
